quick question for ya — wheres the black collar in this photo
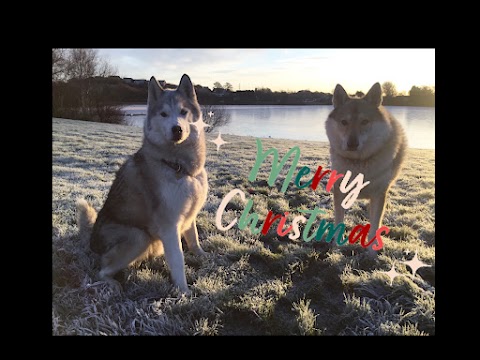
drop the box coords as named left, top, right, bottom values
left=161, top=159, right=188, bottom=177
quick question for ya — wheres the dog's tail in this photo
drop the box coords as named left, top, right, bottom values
left=76, top=198, right=97, bottom=246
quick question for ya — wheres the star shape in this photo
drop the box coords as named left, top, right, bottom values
left=402, top=250, right=431, bottom=278
left=191, top=117, right=210, bottom=132
left=209, top=132, right=228, bottom=152
left=207, top=111, right=214, bottom=118
left=379, top=263, right=403, bottom=286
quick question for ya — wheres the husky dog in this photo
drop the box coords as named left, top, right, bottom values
left=325, top=83, right=407, bottom=250
left=77, top=74, right=208, bottom=293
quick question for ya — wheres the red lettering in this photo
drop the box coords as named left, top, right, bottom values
left=349, top=224, right=370, bottom=245
left=370, top=226, right=389, bottom=251
left=310, top=166, right=331, bottom=191
left=326, top=170, right=344, bottom=192
left=261, top=211, right=283, bottom=235
left=277, top=212, right=293, bottom=236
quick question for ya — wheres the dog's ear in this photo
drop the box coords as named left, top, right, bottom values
left=333, top=84, right=349, bottom=108
left=148, top=76, right=164, bottom=104
left=364, top=82, right=382, bottom=108
left=177, top=74, right=197, bottom=101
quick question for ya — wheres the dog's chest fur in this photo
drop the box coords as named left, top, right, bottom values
left=133, top=151, right=208, bottom=234
left=152, top=163, right=207, bottom=226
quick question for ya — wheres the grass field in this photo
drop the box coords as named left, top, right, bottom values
left=52, top=117, right=435, bottom=335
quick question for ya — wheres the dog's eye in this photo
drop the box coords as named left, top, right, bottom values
left=180, top=109, right=188, bottom=116
left=361, top=119, right=369, bottom=125
left=160, top=112, right=168, bottom=118
left=340, top=120, right=348, bottom=126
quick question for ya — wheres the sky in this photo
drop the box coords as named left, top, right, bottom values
left=97, top=48, right=435, bottom=94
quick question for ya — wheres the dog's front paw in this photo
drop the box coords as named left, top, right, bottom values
left=96, top=278, right=124, bottom=294
left=194, top=248, right=208, bottom=257
left=189, top=245, right=208, bottom=257
left=365, top=246, right=380, bottom=258
left=174, top=285, right=192, bottom=297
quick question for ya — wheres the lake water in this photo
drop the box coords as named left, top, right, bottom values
left=123, top=104, right=435, bottom=150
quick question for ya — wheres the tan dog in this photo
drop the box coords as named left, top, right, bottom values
left=325, top=83, right=407, bottom=251
left=77, top=74, right=208, bottom=293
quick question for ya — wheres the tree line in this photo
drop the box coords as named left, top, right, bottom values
left=52, top=48, right=125, bottom=124
left=52, top=49, right=435, bottom=125
left=200, top=81, right=434, bottom=107
left=52, top=49, right=231, bottom=128
left=380, top=81, right=435, bottom=107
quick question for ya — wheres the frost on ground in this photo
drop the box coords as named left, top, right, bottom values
left=52, top=118, right=435, bottom=335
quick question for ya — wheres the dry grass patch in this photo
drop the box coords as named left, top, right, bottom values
left=53, top=118, right=434, bottom=335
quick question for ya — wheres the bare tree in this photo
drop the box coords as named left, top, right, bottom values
left=382, top=81, right=397, bottom=98
left=52, top=48, right=67, bottom=81
left=213, top=81, right=223, bottom=90
left=52, top=48, right=123, bottom=124
left=201, top=104, right=231, bottom=133
left=65, top=49, right=98, bottom=113
left=66, top=48, right=97, bottom=80
left=97, top=56, right=118, bottom=78
left=224, top=82, right=233, bottom=91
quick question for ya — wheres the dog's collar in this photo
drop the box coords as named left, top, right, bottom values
left=161, top=159, right=188, bottom=178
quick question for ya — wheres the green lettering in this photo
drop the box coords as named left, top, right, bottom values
left=294, top=166, right=312, bottom=189
left=238, top=199, right=262, bottom=234
left=315, top=220, right=346, bottom=244
left=299, top=207, right=326, bottom=242
left=248, top=138, right=301, bottom=193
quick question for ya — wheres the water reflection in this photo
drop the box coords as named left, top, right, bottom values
left=123, top=105, right=435, bottom=149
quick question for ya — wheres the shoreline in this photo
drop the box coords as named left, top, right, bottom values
left=52, top=117, right=435, bottom=151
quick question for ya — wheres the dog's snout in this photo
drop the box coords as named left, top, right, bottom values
left=347, top=137, right=359, bottom=151
left=171, top=125, right=183, bottom=142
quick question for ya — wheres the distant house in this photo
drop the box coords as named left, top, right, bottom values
left=123, top=78, right=149, bottom=86
left=133, top=79, right=147, bottom=86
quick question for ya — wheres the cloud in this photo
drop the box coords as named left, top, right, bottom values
left=98, top=49, right=267, bottom=85
left=97, top=48, right=434, bottom=93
